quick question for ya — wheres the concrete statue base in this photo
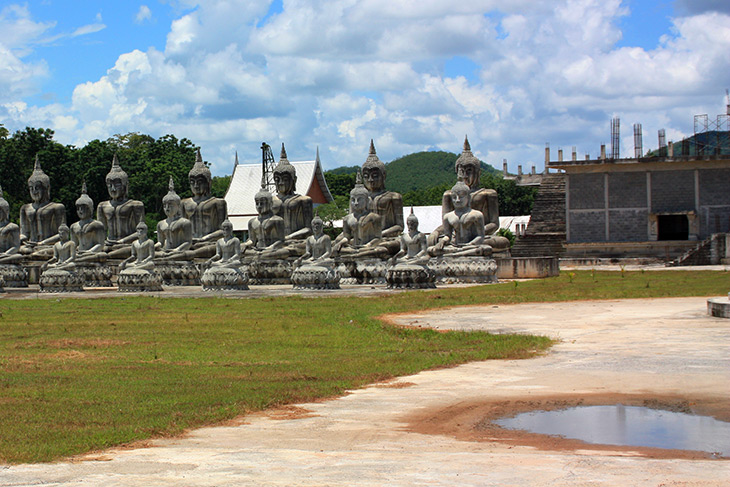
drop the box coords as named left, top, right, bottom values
left=76, top=262, right=113, bottom=287
left=291, top=264, right=340, bottom=290
left=338, top=258, right=387, bottom=285
left=386, top=263, right=436, bottom=289
left=431, top=256, right=498, bottom=284
left=0, top=264, right=28, bottom=287
left=201, top=266, right=249, bottom=291
left=39, top=268, right=84, bottom=293
left=117, top=268, right=163, bottom=292
left=707, top=294, right=730, bottom=318
left=154, top=261, right=200, bottom=286
left=245, top=260, right=293, bottom=285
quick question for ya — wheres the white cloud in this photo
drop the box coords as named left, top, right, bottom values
left=135, top=5, right=152, bottom=24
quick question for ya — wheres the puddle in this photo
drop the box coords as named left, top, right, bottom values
left=495, top=404, right=730, bottom=456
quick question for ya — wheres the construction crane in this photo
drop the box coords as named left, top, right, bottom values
left=260, top=142, right=276, bottom=193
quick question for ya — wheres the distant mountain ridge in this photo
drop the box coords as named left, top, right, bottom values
left=325, top=151, right=499, bottom=194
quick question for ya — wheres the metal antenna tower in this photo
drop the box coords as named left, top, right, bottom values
left=260, top=142, right=276, bottom=192
left=611, top=117, right=620, bottom=159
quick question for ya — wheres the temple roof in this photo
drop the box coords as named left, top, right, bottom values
left=225, top=157, right=334, bottom=232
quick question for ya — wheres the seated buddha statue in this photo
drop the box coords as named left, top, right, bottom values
left=390, top=208, right=430, bottom=266
left=70, top=183, right=108, bottom=263
left=0, top=184, right=23, bottom=265
left=295, top=214, right=334, bottom=268
left=362, top=140, right=403, bottom=255
left=97, top=154, right=146, bottom=258
left=272, top=143, right=313, bottom=247
left=181, top=149, right=228, bottom=257
left=155, top=177, right=193, bottom=261
left=428, top=179, right=493, bottom=257
left=333, top=172, right=389, bottom=260
left=19, top=155, right=66, bottom=258
left=204, top=220, right=242, bottom=270
left=41, top=224, right=76, bottom=271
left=119, top=222, right=155, bottom=271
left=430, top=137, right=509, bottom=252
left=244, top=184, right=290, bottom=261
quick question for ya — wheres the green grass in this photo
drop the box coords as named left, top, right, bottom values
left=0, top=269, right=726, bottom=464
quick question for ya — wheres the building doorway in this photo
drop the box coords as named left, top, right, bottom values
left=657, top=214, right=689, bottom=240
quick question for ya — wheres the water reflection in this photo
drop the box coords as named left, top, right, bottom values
left=495, top=405, right=730, bottom=456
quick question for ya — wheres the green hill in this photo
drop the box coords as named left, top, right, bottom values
left=384, top=151, right=499, bottom=193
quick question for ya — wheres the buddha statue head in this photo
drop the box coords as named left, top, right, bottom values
left=0, top=184, right=9, bottom=223
left=254, top=182, right=274, bottom=216
left=349, top=171, right=370, bottom=214
left=311, top=213, right=324, bottom=237
left=362, top=139, right=386, bottom=193
left=28, top=155, right=51, bottom=204
left=451, top=179, right=472, bottom=210
left=221, top=219, right=233, bottom=238
left=162, top=176, right=181, bottom=218
left=189, top=148, right=212, bottom=198
left=57, top=224, right=70, bottom=242
left=106, top=153, right=129, bottom=201
left=135, top=221, right=148, bottom=241
left=454, top=136, right=481, bottom=189
left=406, top=207, right=419, bottom=233
left=75, top=182, right=94, bottom=221
left=273, top=143, right=297, bottom=196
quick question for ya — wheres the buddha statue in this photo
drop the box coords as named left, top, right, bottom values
left=70, top=183, right=107, bottom=263
left=181, top=148, right=228, bottom=257
left=244, top=183, right=289, bottom=261
left=362, top=140, right=404, bottom=245
left=155, top=177, right=193, bottom=261
left=41, top=224, right=76, bottom=272
left=390, top=208, right=429, bottom=266
left=333, top=172, right=389, bottom=260
left=428, top=180, right=493, bottom=257
left=97, top=153, right=146, bottom=258
left=430, top=137, right=510, bottom=252
left=0, top=184, right=22, bottom=265
left=272, top=143, right=313, bottom=247
left=19, top=155, right=66, bottom=258
left=204, top=220, right=242, bottom=270
left=295, top=214, right=334, bottom=268
left=119, top=222, right=155, bottom=272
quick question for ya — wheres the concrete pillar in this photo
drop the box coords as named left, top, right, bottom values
left=545, top=146, right=550, bottom=164
left=558, top=149, right=563, bottom=162
left=572, top=147, right=577, bottom=161
left=667, top=141, right=673, bottom=158
left=531, top=165, right=536, bottom=175
left=600, top=144, right=606, bottom=160
left=503, top=160, right=508, bottom=175
left=517, top=165, right=523, bottom=175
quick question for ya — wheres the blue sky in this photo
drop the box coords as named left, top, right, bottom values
left=1, top=0, right=729, bottom=177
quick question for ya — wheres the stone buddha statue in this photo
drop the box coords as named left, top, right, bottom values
left=41, top=224, right=76, bottom=272
left=119, top=222, right=155, bottom=271
left=181, top=148, right=228, bottom=256
left=428, top=179, right=493, bottom=257
left=272, top=143, right=313, bottom=247
left=97, top=153, right=146, bottom=258
left=431, top=137, right=509, bottom=252
left=70, top=183, right=107, bottom=263
left=390, top=208, right=429, bottom=266
left=155, top=177, right=193, bottom=261
left=295, top=214, right=333, bottom=268
left=244, top=184, right=289, bottom=261
left=362, top=140, right=404, bottom=243
left=204, top=220, right=242, bottom=270
left=19, top=155, right=66, bottom=258
left=0, top=184, right=22, bottom=265
left=333, top=172, right=389, bottom=260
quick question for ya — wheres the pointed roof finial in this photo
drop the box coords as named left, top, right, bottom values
left=235, top=151, right=239, bottom=165
left=315, top=146, right=320, bottom=163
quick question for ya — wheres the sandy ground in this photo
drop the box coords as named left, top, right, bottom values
left=1, top=296, right=729, bottom=486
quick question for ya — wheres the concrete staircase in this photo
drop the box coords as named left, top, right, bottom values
left=510, top=173, right=566, bottom=258
left=669, top=233, right=728, bottom=266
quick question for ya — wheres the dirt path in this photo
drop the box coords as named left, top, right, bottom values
left=1, top=296, right=729, bottom=486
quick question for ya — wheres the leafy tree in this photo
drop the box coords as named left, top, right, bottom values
left=324, top=172, right=356, bottom=199
left=211, top=175, right=231, bottom=198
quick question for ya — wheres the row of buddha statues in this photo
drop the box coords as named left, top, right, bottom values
left=0, top=137, right=507, bottom=292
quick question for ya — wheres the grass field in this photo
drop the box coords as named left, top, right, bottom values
left=0, top=269, right=727, bottom=464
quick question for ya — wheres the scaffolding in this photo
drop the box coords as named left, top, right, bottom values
left=633, top=123, right=643, bottom=158
left=260, top=142, right=277, bottom=192
left=611, top=117, right=620, bottom=159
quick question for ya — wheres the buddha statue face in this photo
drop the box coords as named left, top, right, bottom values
left=136, top=223, right=148, bottom=241
left=255, top=193, right=273, bottom=215
left=163, top=198, right=181, bottom=219
left=312, top=217, right=323, bottom=237
left=76, top=202, right=93, bottom=221
left=107, top=177, right=127, bottom=201
left=58, top=225, right=70, bottom=242
left=451, top=184, right=471, bottom=210
left=28, top=180, right=49, bottom=203
left=362, top=166, right=385, bottom=193
left=274, top=171, right=296, bottom=196
left=350, top=193, right=368, bottom=213
left=407, top=216, right=419, bottom=233
left=221, top=221, right=233, bottom=238
left=456, top=162, right=480, bottom=189
left=189, top=174, right=210, bottom=198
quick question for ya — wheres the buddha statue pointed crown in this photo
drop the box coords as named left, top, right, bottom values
left=406, top=206, right=418, bottom=225
left=106, top=153, right=129, bottom=184
left=274, top=143, right=296, bottom=177
left=350, top=171, right=369, bottom=198
left=28, top=154, right=51, bottom=187
left=362, top=139, right=385, bottom=174
left=162, top=176, right=181, bottom=205
left=189, top=148, right=212, bottom=181
left=75, top=181, right=94, bottom=208
left=454, top=135, right=480, bottom=170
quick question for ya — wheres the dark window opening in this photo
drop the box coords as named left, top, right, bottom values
left=657, top=214, right=689, bottom=240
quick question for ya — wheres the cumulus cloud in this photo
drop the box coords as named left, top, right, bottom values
left=2, top=0, right=729, bottom=175
left=135, top=5, right=152, bottom=24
